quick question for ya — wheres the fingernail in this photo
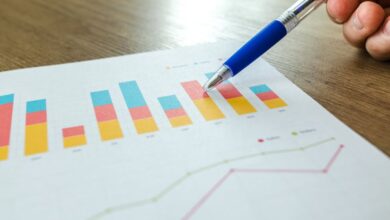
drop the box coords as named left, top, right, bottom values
left=384, top=19, right=390, bottom=36
left=352, top=13, right=364, bottom=30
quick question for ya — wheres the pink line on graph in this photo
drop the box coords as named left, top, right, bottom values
left=234, top=168, right=324, bottom=174
left=182, top=170, right=235, bottom=220
left=182, top=145, right=345, bottom=220
left=323, top=144, right=345, bottom=173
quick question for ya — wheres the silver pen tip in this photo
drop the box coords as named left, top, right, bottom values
left=203, top=75, right=223, bottom=91
left=202, top=66, right=233, bottom=91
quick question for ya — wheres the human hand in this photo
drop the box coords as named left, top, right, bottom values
left=326, top=0, right=390, bottom=61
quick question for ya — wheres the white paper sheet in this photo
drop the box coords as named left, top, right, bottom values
left=0, top=42, right=389, bottom=220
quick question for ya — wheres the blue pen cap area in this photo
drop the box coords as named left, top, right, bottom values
left=225, top=20, right=287, bottom=75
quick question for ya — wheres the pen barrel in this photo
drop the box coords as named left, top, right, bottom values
left=279, top=0, right=324, bottom=32
left=224, top=20, right=287, bottom=76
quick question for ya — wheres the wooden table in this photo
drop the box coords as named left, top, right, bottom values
left=1, top=0, right=389, bottom=155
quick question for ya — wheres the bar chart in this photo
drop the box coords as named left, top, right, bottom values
left=205, top=73, right=256, bottom=115
left=158, top=95, right=192, bottom=128
left=250, top=84, right=287, bottom=109
left=181, top=80, right=225, bottom=121
left=1, top=44, right=389, bottom=220
left=119, top=81, right=159, bottom=134
left=91, top=90, right=124, bottom=141
left=25, top=99, right=48, bottom=156
left=0, top=77, right=288, bottom=160
left=63, top=126, right=87, bottom=148
left=0, top=94, right=14, bottom=160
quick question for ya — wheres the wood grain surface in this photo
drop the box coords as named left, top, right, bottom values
left=0, top=0, right=389, bottom=155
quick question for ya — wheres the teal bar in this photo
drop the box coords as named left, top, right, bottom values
left=119, top=81, right=147, bottom=108
left=250, top=85, right=271, bottom=94
left=158, top=95, right=182, bottom=111
left=205, top=72, right=214, bottom=79
left=91, top=90, right=112, bottom=107
left=0, top=94, right=14, bottom=105
left=26, top=99, right=46, bottom=113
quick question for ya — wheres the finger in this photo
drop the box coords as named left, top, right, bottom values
left=343, top=1, right=385, bottom=48
left=366, top=12, right=390, bottom=61
left=326, top=0, right=360, bottom=23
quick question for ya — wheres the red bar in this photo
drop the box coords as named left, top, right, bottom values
left=26, top=111, right=47, bottom=125
left=165, top=108, right=186, bottom=118
left=129, top=106, right=152, bottom=120
left=256, top=91, right=279, bottom=101
left=217, top=83, right=242, bottom=99
left=94, top=104, right=118, bottom=122
left=0, top=103, right=13, bottom=146
left=63, top=126, right=85, bottom=138
left=181, top=81, right=209, bottom=100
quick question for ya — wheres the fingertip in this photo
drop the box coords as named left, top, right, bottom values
left=343, top=2, right=385, bottom=48
left=366, top=17, right=390, bottom=61
left=327, top=0, right=359, bottom=23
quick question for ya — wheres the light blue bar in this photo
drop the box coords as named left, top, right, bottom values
left=91, top=90, right=112, bottom=107
left=26, top=99, right=46, bottom=113
left=250, top=85, right=271, bottom=94
left=119, top=81, right=147, bottom=108
left=0, top=94, right=14, bottom=105
left=158, top=95, right=182, bottom=111
left=205, top=72, right=214, bottom=79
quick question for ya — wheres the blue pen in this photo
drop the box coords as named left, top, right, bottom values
left=204, top=0, right=325, bottom=90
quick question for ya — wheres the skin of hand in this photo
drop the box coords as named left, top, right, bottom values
left=326, top=0, right=390, bottom=61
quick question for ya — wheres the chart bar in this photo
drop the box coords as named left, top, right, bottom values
left=158, top=95, right=192, bottom=127
left=0, top=94, right=14, bottom=160
left=63, top=126, right=87, bottom=148
left=205, top=73, right=256, bottom=115
left=250, top=84, right=287, bottom=109
left=181, top=80, right=225, bottom=121
left=119, top=81, right=159, bottom=134
left=91, top=90, right=123, bottom=141
left=25, top=99, right=48, bottom=156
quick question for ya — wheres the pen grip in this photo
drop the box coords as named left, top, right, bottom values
left=224, top=20, right=287, bottom=76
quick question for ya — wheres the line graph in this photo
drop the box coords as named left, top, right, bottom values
left=89, top=137, right=339, bottom=220
left=182, top=144, right=344, bottom=220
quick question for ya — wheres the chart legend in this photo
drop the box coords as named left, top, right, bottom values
left=119, top=81, right=159, bottom=134
left=181, top=81, right=225, bottom=121
left=250, top=84, right=287, bottom=109
left=205, top=73, right=256, bottom=115
left=62, top=126, right=87, bottom=148
left=25, top=99, right=48, bottom=156
left=91, top=90, right=123, bottom=141
left=0, top=94, right=14, bottom=160
left=158, top=95, right=192, bottom=127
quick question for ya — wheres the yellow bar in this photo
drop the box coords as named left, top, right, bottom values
left=227, top=96, right=257, bottom=115
left=134, top=117, right=159, bottom=134
left=64, top=135, right=87, bottom=148
left=0, top=146, right=8, bottom=161
left=98, top=120, right=123, bottom=141
left=263, top=98, right=287, bottom=109
left=25, top=123, right=48, bottom=156
left=193, top=97, right=225, bottom=121
left=169, top=115, right=192, bottom=128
